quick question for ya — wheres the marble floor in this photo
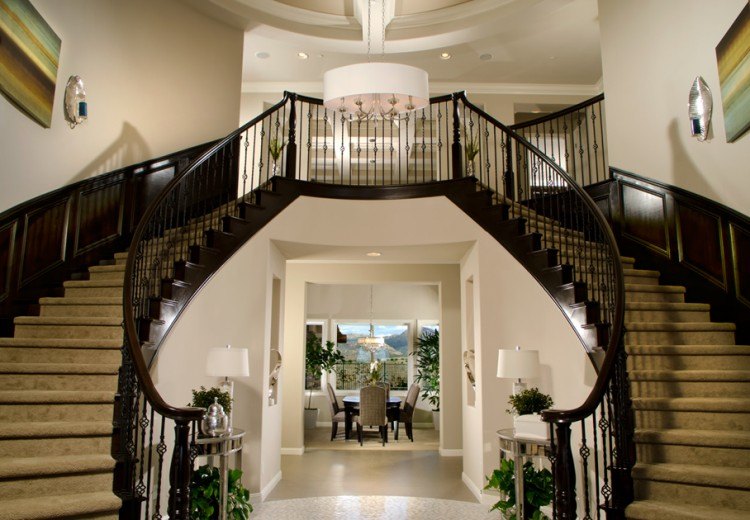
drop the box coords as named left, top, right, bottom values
left=252, top=496, right=498, bottom=519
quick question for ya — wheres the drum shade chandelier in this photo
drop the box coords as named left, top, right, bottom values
left=323, top=0, right=429, bottom=120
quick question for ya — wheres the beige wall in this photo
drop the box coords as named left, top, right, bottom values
left=599, top=0, right=750, bottom=216
left=153, top=193, right=594, bottom=503
left=0, top=0, right=243, bottom=212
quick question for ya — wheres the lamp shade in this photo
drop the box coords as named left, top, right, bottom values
left=323, top=62, right=429, bottom=115
left=496, top=347, right=540, bottom=379
left=206, top=345, right=250, bottom=378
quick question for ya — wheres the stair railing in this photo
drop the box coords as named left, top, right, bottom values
left=119, top=90, right=629, bottom=518
left=117, top=93, right=295, bottom=518
left=456, top=92, right=632, bottom=518
left=511, top=94, right=608, bottom=187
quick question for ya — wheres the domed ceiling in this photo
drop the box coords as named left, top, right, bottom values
left=182, top=0, right=601, bottom=93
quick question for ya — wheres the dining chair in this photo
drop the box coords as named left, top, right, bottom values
left=395, top=383, right=420, bottom=442
left=326, top=383, right=346, bottom=441
left=357, top=385, right=388, bottom=446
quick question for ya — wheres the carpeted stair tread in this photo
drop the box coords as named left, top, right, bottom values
left=0, top=338, right=121, bottom=349
left=630, top=370, right=750, bottom=381
left=0, top=454, right=114, bottom=478
left=625, top=499, right=749, bottom=520
left=0, top=490, right=120, bottom=520
left=0, top=363, right=119, bottom=374
left=625, top=321, right=736, bottom=331
left=635, top=428, right=750, bottom=449
left=0, top=421, right=112, bottom=439
left=627, top=344, right=750, bottom=355
left=632, top=462, right=750, bottom=489
left=87, top=264, right=125, bottom=273
left=62, top=280, right=123, bottom=288
left=625, top=302, right=710, bottom=311
left=623, top=268, right=660, bottom=277
left=632, top=397, right=750, bottom=412
left=0, top=390, right=114, bottom=403
left=38, top=297, right=122, bottom=305
left=13, top=316, right=122, bottom=326
left=625, top=284, right=686, bottom=293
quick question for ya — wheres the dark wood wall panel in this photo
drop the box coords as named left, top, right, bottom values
left=74, top=181, right=124, bottom=255
left=676, top=203, right=726, bottom=287
left=620, top=183, right=669, bottom=255
left=19, top=199, right=71, bottom=286
left=731, top=224, right=750, bottom=306
left=0, top=222, right=16, bottom=302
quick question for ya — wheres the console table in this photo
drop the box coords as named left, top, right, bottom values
left=496, top=428, right=551, bottom=520
left=194, top=428, right=245, bottom=520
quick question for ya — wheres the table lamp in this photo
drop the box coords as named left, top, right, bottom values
left=496, top=345, right=540, bottom=395
left=206, top=344, right=250, bottom=433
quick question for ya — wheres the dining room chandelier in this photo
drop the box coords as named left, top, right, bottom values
left=323, top=0, right=429, bottom=120
left=357, top=285, right=385, bottom=352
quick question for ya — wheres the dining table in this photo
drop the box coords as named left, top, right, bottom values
left=342, top=395, right=402, bottom=440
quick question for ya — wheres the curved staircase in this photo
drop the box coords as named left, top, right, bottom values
left=0, top=261, right=124, bottom=519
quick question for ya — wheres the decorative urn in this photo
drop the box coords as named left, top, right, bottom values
left=200, top=397, right=229, bottom=437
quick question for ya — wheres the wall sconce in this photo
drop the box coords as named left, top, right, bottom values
left=688, top=76, right=712, bottom=142
left=64, top=75, right=87, bottom=128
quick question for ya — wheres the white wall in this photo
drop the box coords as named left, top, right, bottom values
left=153, top=194, right=594, bottom=504
left=599, top=0, right=750, bottom=216
left=0, top=0, right=243, bottom=212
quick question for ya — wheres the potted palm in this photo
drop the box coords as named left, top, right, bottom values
left=412, top=328, right=440, bottom=430
left=269, top=138, right=285, bottom=176
left=465, top=138, right=480, bottom=176
left=305, top=332, right=344, bottom=429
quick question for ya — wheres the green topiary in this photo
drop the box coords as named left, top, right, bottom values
left=506, top=387, right=553, bottom=416
left=191, top=386, right=232, bottom=414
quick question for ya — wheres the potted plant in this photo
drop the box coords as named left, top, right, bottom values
left=485, top=458, right=552, bottom=520
left=268, top=138, right=285, bottom=176
left=412, top=328, right=440, bottom=430
left=190, top=464, right=253, bottom=519
left=507, top=387, right=554, bottom=439
left=465, top=138, right=480, bottom=176
left=305, top=332, right=344, bottom=429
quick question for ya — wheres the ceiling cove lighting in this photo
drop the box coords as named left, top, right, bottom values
left=323, top=0, right=428, bottom=120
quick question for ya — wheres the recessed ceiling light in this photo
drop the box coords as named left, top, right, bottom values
left=317, top=53, right=325, bottom=59
left=479, top=53, right=493, bottom=61
left=297, top=52, right=309, bottom=59
left=366, top=252, right=382, bottom=257
left=255, top=51, right=270, bottom=59
left=440, top=52, right=451, bottom=60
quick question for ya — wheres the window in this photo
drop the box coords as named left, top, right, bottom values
left=334, top=322, right=410, bottom=391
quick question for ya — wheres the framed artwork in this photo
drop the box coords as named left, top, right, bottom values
left=0, top=0, right=61, bottom=128
left=716, top=3, right=750, bottom=142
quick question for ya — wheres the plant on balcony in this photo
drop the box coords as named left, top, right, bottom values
left=465, top=138, right=480, bottom=176
left=484, top=458, right=552, bottom=520
left=190, top=464, right=252, bottom=520
left=412, top=328, right=440, bottom=412
left=268, top=138, right=285, bottom=175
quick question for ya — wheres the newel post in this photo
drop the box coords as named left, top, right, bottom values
left=451, top=94, right=463, bottom=179
left=167, top=419, right=193, bottom=520
left=285, top=93, right=298, bottom=179
left=553, top=422, right=578, bottom=519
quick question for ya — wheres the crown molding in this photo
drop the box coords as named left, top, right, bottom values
left=242, top=81, right=602, bottom=97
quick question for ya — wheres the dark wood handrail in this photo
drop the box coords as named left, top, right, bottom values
left=510, top=93, right=605, bottom=130
left=456, top=91, right=626, bottom=424
left=121, top=93, right=293, bottom=421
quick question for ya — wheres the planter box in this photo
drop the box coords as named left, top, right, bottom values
left=514, top=413, right=549, bottom=440
left=304, top=408, right=319, bottom=429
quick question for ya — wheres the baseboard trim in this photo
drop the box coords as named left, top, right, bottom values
left=462, top=472, right=482, bottom=502
left=439, top=448, right=463, bottom=456
left=261, top=470, right=282, bottom=500
left=280, top=447, right=304, bottom=455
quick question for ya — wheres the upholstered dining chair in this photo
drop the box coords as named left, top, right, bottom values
left=357, top=385, right=388, bottom=446
left=395, top=383, right=420, bottom=442
left=326, top=383, right=346, bottom=441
